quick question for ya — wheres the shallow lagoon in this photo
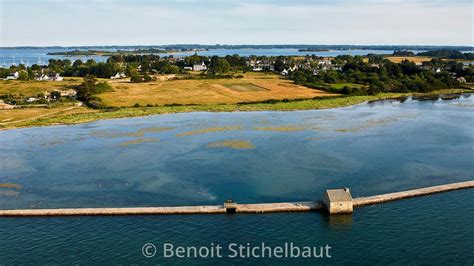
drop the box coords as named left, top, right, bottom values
left=0, top=95, right=473, bottom=209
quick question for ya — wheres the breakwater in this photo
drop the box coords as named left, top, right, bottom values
left=0, top=180, right=472, bottom=217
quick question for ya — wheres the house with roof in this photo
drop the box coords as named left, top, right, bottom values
left=193, top=62, right=207, bottom=71
left=59, top=89, right=77, bottom=97
left=110, top=72, right=126, bottom=79
left=6, top=72, right=19, bottom=80
left=323, top=188, right=353, bottom=214
left=49, top=73, right=63, bottom=81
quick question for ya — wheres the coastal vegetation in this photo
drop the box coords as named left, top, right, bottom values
left=0, top=50, right=472, bottom=130
left=289, top=54, right=472, bottom=95
left=47, top=48, right=193, bottom=56
left=1, top=89, right=470, bottom=130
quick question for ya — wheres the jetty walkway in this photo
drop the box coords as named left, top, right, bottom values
left=0, top=180, right=472, bottom=217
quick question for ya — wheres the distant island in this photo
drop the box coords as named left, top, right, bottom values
left=298, top=48, right=330, bottom=52
left=392, top=49, right=474, bottom=60
left=47, top=48, right=207, bottom=56
left=3, top=44, right=472, bottom=52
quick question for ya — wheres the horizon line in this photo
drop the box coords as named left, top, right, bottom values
left=1, top=44, right=473, bottom=49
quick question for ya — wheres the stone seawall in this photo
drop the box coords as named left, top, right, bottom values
left=0, top=180, right=472, bottom=217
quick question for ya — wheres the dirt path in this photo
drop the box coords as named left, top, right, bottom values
left=0, top=105, right=80, bottom=126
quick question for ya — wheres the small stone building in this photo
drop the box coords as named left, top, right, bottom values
left=224, top=199, right=237, bottom=214
left=323, top=188, right=353, bottom=214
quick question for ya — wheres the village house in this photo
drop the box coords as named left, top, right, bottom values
left=26, top=97, right=37, bottom=103
left=183, top=66, right=193, bottom=71
left=110, top=72, right=126, bottom=79
left=36, top=73, right=64, bottom=81
left=6, top=71, right=19, bottom=80
left=192, top=62, right=207, bottom=71
left=59, top=89, right=77, bottom=97
left=323, top=188, right=353, bottom=214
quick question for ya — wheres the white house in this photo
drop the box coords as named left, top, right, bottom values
left=192, top=62, right=207, bottom=71
left=36, top=74, right=49, bottom=81
left=6, top=72, right=19, bottom=80
left=35, top=73, right=63, bottom=81
left=183, top=66, right=193, bottom=71
left=110, top=72, right=126, bottom=79
left=50, top=73, right=63, bottom=81
left=59, top=89, right=77, bottom=97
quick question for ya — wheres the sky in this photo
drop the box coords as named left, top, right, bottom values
left=0, top=0, right=472, bottom=46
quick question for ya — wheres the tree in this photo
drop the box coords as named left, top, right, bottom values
left=18, top=70, right=29, bottom=81
left=274, top=57, right=287, bottom=72
left=50, top=91, right=61, bottom=100
left=210, top=58, right=230, bottom=74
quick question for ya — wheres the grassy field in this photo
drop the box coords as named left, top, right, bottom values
left=2, top=89, right=471, bottom=130
left=0, top=106, right=95, bottom=125
left=0, top=78, right=81, bottom=97
left=102, top=72, right=335, bottom=107
left=0, top=71, right=471, bottom=131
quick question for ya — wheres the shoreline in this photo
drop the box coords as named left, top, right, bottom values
left=0, top=89, right=471, bottom=131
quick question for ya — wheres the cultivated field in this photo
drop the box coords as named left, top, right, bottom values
left=0, top=78, right=81, bottom=97
left=101, top=73, right=335, bottom=107
left=386, top=56, right=433, bottom=64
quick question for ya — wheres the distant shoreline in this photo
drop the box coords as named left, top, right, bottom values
left=2, top=44, right=473, bottom=51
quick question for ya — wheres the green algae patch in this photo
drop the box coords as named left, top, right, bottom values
left=207, top=140, right=255, bottom=150
left=0, top=190, right=20, bottom=196
left=138, top=126, right=174, bottom=133
left=334, top=115, right=419, bottom=133
left=40, top=140, right=65, bottom=147
left=254, top=126, right=308, bottom=132
left=450, top=103, right=474, bottom=108
left=176, top=126, right=242, bottom=137
left=90, top=130, right=144, bottom=138
left=118, top=138, right=160, bottom=147
left=0, top=183, right=23, bottom=189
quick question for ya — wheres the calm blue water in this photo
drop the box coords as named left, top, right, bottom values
left=0, top=48, right=110, bottom=67
left=0, top=48, right=414, bottom=67
left=0, top=189, right=472, bottom=264
left=2, top=48, right=473, bottom=67
left=0, top=96, right=473, bottom=209
left=171, top=48, right=396, bottom=57
left=0, top=96, right=473, bottom=264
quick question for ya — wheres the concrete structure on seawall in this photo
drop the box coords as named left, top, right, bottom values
left=322, top=188, right=353, bottom=214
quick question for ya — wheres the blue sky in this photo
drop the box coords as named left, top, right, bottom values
left=0, top=0, right=472, bottom=46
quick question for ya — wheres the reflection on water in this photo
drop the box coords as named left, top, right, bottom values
left=0, top=95, right=473, bottom=209
left=325, top=214, right=353, bottom=229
